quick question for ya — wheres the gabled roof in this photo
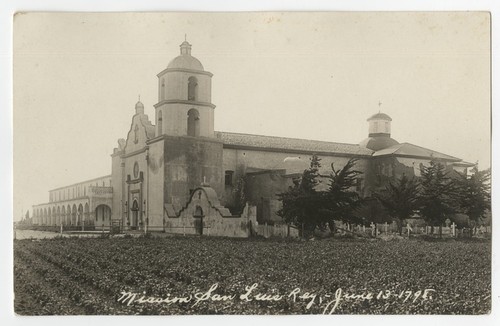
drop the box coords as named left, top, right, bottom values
left=215, top=131, right=374, bottom=156
left=372, top=142, right=461, bottom=161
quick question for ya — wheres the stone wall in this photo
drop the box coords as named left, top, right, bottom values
left=163, top=136, right=223, bottom=212
left=164, top=185, right=256, bottom=238
left=244, top=170, right=290, bottom=224
left=221, top=147, right=371, bottom=206
left=147, top=140, right=165, bottom=227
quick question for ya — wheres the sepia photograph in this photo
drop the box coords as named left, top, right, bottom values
left=10, top=9, right=493, bottom=318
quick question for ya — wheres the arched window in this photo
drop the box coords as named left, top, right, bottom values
left=188, top=76, right=198, bottom=101
left=187, top=109, right=200, bottom=137
left=194, top=205, right=204, bottom=218
left=158, top=110, right=163, bottom=135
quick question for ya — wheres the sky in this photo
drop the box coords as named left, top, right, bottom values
left=13, top=12, right=490, bottom=220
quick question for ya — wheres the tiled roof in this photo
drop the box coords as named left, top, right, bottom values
left=215, top=131, right=374, bottom=156
left=373, top=143, right=461, bottom=161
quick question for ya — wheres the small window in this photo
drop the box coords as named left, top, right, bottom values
left=161, top=78, right=166, bottom=100
left=188, top=76, right=198, bottom=101
left=225, top=170, right=234, bottom=186
left=158, top=110, right=163, bottom=135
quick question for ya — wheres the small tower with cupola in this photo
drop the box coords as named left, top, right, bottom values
left=360, top=112, right=399, bottom=151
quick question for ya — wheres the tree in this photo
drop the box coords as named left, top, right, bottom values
left=322, top=158, right=364, bottom=232
left=228, top=175, right=247, bottom=215
left=277, top=157, right=365, bottom=237
left=455, top=167, right=491, bottom=229
left=276, top=155, right=323, bottom=235
left=373, top=174, right=420, bottom=235
left=419, top=160, right=458, bottom=237
left=354, top=197, right=391, bottom=237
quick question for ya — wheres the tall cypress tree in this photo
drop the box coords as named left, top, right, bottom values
left=419, top=160, right=457, bottom=237
left=276, top=155, right=322, bottom=235
left=323, top=158, right=363, bottom=230
left=456, top=167, right=491, bottom=228
left=374, top=174, right=420, bottom=235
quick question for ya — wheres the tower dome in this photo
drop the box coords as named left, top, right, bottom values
left=166, top=41, right=204, bottom=71
left=360, top=112, right=399, bottom=150
left=156, top=40, right=215, bottom=138
left=135, top=100, right=144, bottom=114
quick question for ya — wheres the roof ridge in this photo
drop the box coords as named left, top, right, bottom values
left=401, top=142, right=460, bottom=160
left=216, top=130, right=361, bottom=147
left=49, top=175, right=112, bottom=191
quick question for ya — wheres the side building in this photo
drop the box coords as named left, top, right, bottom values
left=32, top=176, right=112, bottom=228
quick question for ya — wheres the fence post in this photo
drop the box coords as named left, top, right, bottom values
left=102, top=223, right=104, bottom=234
left=60, top=224, right=63, bottom=235
left=451, top=222, right=456, bottom=237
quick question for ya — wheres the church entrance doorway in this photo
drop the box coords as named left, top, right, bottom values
left=193, top=205, right=204, bottom=235
left=131, top=199, right=139, bottom=230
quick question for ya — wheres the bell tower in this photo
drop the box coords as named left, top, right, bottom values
left=154, top=40, right=215, bottom=138
left=155, top=40, right=223, bottom=211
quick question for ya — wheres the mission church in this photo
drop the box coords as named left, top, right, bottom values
left=31, top=41, right=474, bottom=236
